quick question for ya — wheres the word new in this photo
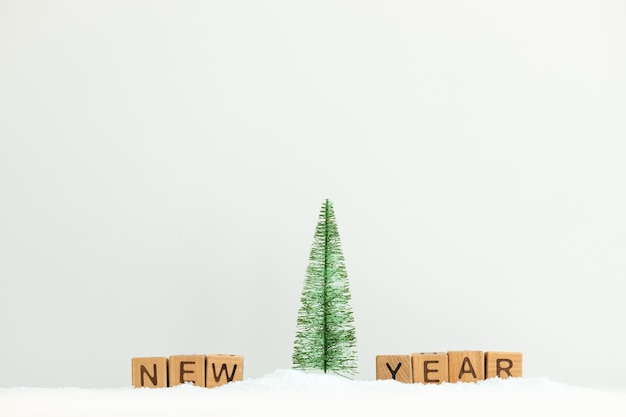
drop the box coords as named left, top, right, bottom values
left=132, top=354, right=244, bottom=388
left=376, top=351, right=522, bottom=383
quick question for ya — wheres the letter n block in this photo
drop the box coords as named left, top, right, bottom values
left=485, top=351, right=522, bottom=379
left=448, top=351, right=484, bottom=383
left=411, top=352, right=449, bottom=384
left=168, top=355, right=206, bottom=387
left=206, top=354, right=244, bottom=388
left=131, top=357, right=168, bottom=388
left=375, top=355, right=412, bottom=383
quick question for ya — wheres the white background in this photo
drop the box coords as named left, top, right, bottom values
left=1, top=0, right=625, bottom=388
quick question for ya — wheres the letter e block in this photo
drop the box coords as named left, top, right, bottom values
left=375, top=355, right=412, bottom=383
left=485, top=351, right=522, bottom=379
left=206, top=354, right=244, bottom=388
left=168, top=355, right=206, bottom=387
left=448, top=351, right=484, bottom=383
left=132, top=357, right=168, bottom=388
left=412, top=352, right=449, bottom=384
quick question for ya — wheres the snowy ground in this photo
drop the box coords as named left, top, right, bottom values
left=2, top=369, right=625, bottom=417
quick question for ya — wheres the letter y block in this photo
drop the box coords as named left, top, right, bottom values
left=375, top=354, right=412, bottom=383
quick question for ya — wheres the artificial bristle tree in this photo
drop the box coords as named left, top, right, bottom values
left=292, top=199, right=358, bottom=376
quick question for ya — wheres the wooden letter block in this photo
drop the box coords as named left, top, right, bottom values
left=485, top=351, right=522, bottom=379
left=411, top=352, right=449, bottom=384
left=448, top=351, right=484, bottom=383
left=132, top=357, right=168, bottom=388
left=168, top=355, right=206, bottom=387
left=206, top=354, right=244, bottom=388
left=375, top=355, right=412, bottom=383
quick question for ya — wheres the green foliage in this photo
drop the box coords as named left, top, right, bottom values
left=292, top=199, right=358, bottom=376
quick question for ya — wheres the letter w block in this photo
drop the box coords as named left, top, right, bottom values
left=206, top=354, right=244, bottom=388
left=132, top=357, right=168, bottom=388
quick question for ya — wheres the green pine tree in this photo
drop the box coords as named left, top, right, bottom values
left=292, top=199, right=358, bottom=376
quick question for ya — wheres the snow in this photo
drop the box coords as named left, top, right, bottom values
left=1, top=369, right=625, bottom=417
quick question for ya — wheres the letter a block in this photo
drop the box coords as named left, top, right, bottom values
left=448, top=351, right=484, bottom=383
left=485, top=351, right=522, bottom=379
left=168, top=355, right=206, bottom=387
left=206, top=354, right=244, bottom=388
left=375, top=355, right=412, bottom=383
left=132, top=357, right=168, bottom=388
left=411, top=352, right=449, bottom=384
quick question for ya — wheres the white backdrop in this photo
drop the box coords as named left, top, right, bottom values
left=1, top=0, right=625, bottom=388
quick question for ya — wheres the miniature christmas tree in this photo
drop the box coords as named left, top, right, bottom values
left=292, top=199, right=358, bottom=376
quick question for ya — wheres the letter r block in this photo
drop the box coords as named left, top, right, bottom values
left=206, top=354, right=244, bottom=388
left=448, top=351, right=484, bottom=383
left=375, top=355, right=412, bottom=383
left=168, top=355, right=206, bottom=387
left=131, top=357, right=168, bottom=388
left=411, top=352, right=449, bottom=384
left=485, top=351, right=522, bottom=379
